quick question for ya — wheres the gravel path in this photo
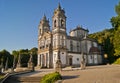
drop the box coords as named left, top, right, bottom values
left=61, top=65, right=120, bottom=83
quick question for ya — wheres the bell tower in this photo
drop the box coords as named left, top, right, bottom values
left=38, top=14, right=50, bottom=36
left=52, top=3, right=66, bottom=33
left=52, top=3, right=67, bottom=68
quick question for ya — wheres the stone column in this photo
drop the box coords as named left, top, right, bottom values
left=47, top=53, right=50, bottom=68
left=37, top=54, right=40, bottom=66
left=45, top=54, right=47, bottom=67
left=41, top=54, right=43, bottom=67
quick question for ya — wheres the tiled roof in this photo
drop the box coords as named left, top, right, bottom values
left=89, top=46, right=100, bottom=54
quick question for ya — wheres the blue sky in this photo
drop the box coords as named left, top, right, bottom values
left=0, top=0, right=119, bottom=53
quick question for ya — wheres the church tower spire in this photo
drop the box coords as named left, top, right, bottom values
left=38, top=14, right=50, bottom=35
left=57, top=3, right=61, bottom=10
left=52, top=3, right=66, bottom=32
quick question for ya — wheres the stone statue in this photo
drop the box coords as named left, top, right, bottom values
left=5, top=58, right=8, bottom=71
left=80, top=53, right=86, bottom=70
left=12, top=56, right=16, bottom=72
left=28, top=52, right=34, bottom=71
left=55, top=50, right=62, bottom=72
left=16, top=53, right=21, bottom=68
left=0, top=61, right=4, bottom=73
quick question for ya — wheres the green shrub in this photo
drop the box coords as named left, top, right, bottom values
left=0, top=74, right=4, bottom=81
left=41, top=72, right=62, bottom=83
left=114, top=58, right=120, bottom=64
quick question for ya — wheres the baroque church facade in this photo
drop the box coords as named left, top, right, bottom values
left=37, top=4, right=103, bottom=68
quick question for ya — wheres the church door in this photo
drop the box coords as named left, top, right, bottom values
left=69, top=58, right=72, bottom=66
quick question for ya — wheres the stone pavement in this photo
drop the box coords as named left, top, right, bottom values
left=61, top=65, right=120, bottom=83
left=15, top=65, right=120, bottom=83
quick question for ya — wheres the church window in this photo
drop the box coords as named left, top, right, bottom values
left=61, top=19, right=64, bottom=27
left=54, top=20, right=56, bottom=27
left=70, top=40, right=73, bottom=51
left=62, top=36, right=64, bottom=46
left=77, top=42, right=79, bottom=52
left=40, top=29, right=41, bottom=34
left=90, top=55, right=92, bottom=59
left=77, top=58, right=79, bottom=61
left=46, top=45, right=48, bottom=48
left=54, top=54, right=56, bottom=61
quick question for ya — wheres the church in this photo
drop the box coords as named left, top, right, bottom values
left=37, top=4, right=103, bottom=68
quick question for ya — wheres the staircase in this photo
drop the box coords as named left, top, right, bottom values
left=3, top=75, right=42, bottom=83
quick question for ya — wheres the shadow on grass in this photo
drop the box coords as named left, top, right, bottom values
left=62, top=75, right=79, bottom=80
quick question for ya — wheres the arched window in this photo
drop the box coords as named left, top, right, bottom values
left=54, top=20, right=56, bottom=27
left=61, top=19, right=64, bottom=27
left=40, top=29, right=41, bottom=34
left=70, top=40, right=73, bottom=51
left=62, top=36, right=64, bottom=46
left=77, top=42, right=79, bottom=52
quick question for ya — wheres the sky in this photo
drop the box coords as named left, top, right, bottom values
left=0, top=0, right=119, bottom=53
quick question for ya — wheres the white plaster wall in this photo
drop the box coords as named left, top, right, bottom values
left=88, top=55, right=93, bottom=64
left=72, top=40, right=76, bottom=52
left=68, top=53, right=81, bottom=65
left=93, top=42, right=97, bottom=47
left=53, top=51, right=57, bottom=64
left=87, top=41, right=92, bottom=53
left=66, top=39, right=70, bottom=51
left=98, top=55, right=102, bottom=64
left=60, top=51, right=66, bottom=64
left=94, top=55, right=98, bottom=64
left=81, top=40, right=86, bottom=53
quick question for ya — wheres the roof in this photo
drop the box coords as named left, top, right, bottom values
left=67, top=36, right=81, bottom=41
left=70, top=26, right=89, bottom=33
left=81, top=37, right=97, bottom=42
left=89, top=46, right=100, bottom=54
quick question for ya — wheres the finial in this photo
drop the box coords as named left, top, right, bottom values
left=43, top=14, right=46, bottom=20
left=58, top=2, right=61, bottom=10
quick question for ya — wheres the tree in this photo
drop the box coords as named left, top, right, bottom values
left=11, top=48, right=38, bottom=67
left=111, top=2, right=120, bottom=28
left=113, top=26, right=120, bottom=56
left=110, top=2, right=120, bottom=57
left=0, top=49, right=13, bottom=68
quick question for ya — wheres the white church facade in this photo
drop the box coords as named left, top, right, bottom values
left=37, top=4, right=103, bottom=68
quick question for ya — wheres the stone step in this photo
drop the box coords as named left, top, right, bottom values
left=3, top=76, right=42, bottom=83
left=19, top=76, right=42, bottom=82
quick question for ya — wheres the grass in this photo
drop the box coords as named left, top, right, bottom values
left=41, top=72, right=62, bottom=83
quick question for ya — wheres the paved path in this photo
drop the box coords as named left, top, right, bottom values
left=61, top=65, right=120, bottom=83
left=15, top=65, right=120, bottom=83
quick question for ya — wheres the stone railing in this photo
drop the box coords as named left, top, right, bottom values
left=0, top=70, right=32, bottom=83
